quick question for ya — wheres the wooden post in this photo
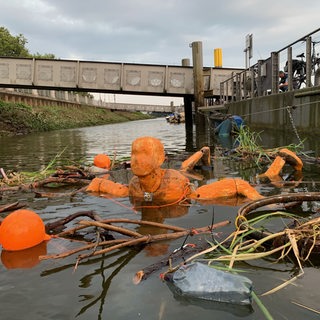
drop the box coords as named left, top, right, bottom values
left=184, top=96, right=194, bottom=150
left=191, top=41, right=204, bottom=110
left=191, top=41, right=207, bottom=149
left=287, top=47, right=293, bottom=91
left=257, top=60, right=263, bottom=96
left=306, top=36, right=312, bottom=87
left=182, top=58, right=193, bottom=135
left=271, top=52, right=279, bottom=94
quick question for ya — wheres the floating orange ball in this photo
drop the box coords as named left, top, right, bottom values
left=0, top=209, right=51, bottom=251
left=93, top=154, right=111, bottom=169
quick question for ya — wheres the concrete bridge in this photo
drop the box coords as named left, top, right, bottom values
left=101, top=102, right=174, bottom=112
left=0, top=56, right=241, bottom=101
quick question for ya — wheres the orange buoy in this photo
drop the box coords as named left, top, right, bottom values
left=93, top=154, right=111, bottom=169
left=0, top=209, right=51, bottom=251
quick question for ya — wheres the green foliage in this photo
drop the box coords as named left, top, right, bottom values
left=235, top=126, right=304, bottom=166
left=0, top=27, right=30, bottom=57
left=0, top=26, right=56, bottom=59
left=236, top=126, right=265, bottom=155
left=32, top=52, right=57, bottom=59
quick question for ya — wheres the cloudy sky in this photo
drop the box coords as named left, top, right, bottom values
left=1, top=0, right=320, bottom=103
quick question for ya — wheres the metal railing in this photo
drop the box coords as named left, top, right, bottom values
left=220, top=28, right=320, bottom=102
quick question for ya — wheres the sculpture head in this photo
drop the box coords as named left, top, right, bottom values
left=131, top=136, right=165, bottom=177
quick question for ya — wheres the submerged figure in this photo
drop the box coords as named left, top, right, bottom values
left=87, top=136, right=303, bottom=205
left=0, top=137, right=303, bottom=253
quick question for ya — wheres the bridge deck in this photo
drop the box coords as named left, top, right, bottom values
left=0, top=57, right=242, bottom=97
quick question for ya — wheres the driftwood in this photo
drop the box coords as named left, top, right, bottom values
left=0, top=201, right=25, bottom=213
left=40, top=219, right=230, bottom=267
left=0, top=167, right=93, bottom=193
left=31, top=177, right=91, bottom=188
left=0, top=168, right=8, bottom=180
left=45, top=210, right=102, bottom=233
left=76, top=221, right=229, bottom=262
left=133, top=237, right=214, bottom=284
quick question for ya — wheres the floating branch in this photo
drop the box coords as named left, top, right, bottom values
left=0, top=201, right=25, bottom=213
left=40, top=219, right=230, bottom=267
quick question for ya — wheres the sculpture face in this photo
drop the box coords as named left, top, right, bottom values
left=130, top=137, right=165, bottom=177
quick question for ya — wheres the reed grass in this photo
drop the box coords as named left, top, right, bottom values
left=234, top=126, right=305, bottom=166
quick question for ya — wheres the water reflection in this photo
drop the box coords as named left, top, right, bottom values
left=40, top=245, right=140, bottom=319
left=1, top=241, right=47, bottom=269
left=0, top=129, right=89, bottom=172
left=76, top=249, right=139, bottom=318
left=166, top=283, right=254, bottom=317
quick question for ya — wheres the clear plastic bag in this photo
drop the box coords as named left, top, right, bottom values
left=164, top=262, right=253, bottom=305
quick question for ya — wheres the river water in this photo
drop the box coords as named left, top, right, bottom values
left=0, top=118, right=320, bottom=320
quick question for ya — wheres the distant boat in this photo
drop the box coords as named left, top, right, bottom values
left=165, top=112, right=185, bottom=124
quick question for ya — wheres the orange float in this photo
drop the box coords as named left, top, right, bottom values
left=0, top=209, right=51, bottom=251
left=93, top=153, right=111, bottom=169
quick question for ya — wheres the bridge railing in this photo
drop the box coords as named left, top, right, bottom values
left=220, top=28, right=320, bottom=102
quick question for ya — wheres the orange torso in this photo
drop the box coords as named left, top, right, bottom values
left=129, top=169, right=191, bottom=204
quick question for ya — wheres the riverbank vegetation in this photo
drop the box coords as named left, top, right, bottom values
left=0, top=26, right=153, bottom=136
left=0, top=100, right=153, bottom=136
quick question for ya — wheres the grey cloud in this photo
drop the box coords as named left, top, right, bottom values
left=0, top=0, right=319, bottom=68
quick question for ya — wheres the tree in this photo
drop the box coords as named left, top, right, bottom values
left=0, top=27, right=57, bottom=59
left=32, top=52, right=57, bottom=59
left=0, top=27, right=30, bottom=57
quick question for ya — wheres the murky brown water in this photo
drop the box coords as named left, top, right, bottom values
left=0, top=118, right=320, bottom=320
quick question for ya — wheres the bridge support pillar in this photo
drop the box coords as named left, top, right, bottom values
left=184, top=96, right=193, bottom=149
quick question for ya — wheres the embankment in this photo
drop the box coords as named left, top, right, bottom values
left=0, top=100, right=153, bottom=136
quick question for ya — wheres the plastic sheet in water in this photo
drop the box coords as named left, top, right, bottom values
left=164, top=262, right=253, bottom=306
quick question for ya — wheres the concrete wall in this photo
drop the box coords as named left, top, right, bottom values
left=226, top=86, right=320, bottom=135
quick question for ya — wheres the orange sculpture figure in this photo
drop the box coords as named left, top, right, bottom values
left=0, top=138, right=303, bottom=255
left=258, top=148, right=303, bottom=182
left=0, top=209, right=51, bottom=251
left=87, top=177, right=129, bottom=197
left=87, top=136, right=303, bottom=204
left=129, top=136, right=191, bottom=204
